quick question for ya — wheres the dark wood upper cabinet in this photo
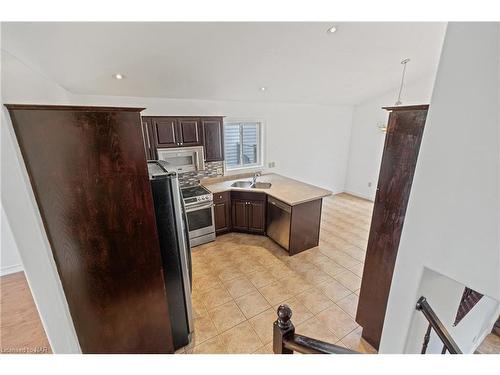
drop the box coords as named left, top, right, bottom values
left=151, top=117, right=202, bottom=148
left=177, top=118, right=202, bottom=146
left=356, top=104, right=429, bottom=350
left=152, top=117, right=177, bottom=148
left=142, top=116, right=224, bottom=162
left=201, top=118, right=224, bottom=162
left=6, top=104, right=174, bottom=354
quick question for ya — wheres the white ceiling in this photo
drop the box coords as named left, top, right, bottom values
left=1, top=22, right=446, bottom=105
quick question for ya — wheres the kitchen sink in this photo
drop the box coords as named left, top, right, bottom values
left=230, top=181, right=272, bottom=189
left=231, top=181, right=253, bottom=188
left=252, top=182, right=272, bottom=189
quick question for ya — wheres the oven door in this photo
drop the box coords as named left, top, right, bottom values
left=185, top=202, right=215, bottom=239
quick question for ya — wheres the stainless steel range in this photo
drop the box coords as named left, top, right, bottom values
left=181, top=185, right=216, bottom=247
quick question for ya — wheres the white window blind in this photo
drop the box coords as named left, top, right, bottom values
left=224, top=122, right=261, bottom=170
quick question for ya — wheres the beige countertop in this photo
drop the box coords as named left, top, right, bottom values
left=202, top=173, right=332, bottom=206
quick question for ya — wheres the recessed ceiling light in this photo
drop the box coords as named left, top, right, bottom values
left=113, top=73, right=124, bottom=80
left=326, top=26, right=337, bottom=34
left=260, top=87, right=267, bottom=92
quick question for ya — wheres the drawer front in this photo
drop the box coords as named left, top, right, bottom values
left=230, top=191, right=266, bottom=202
left=213, top=191, right=230, bottom=203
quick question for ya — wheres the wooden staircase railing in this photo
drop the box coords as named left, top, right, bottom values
left=272, top=305, right=359, bottom=354
left=273, top=297, right=463, bottom=354
left=415, top=296, right=462, bottom=354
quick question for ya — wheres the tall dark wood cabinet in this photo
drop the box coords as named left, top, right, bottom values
left=201, top=117, right=224, bottom=162
left=356, top=104, right=429, bottom=350
left=6, top=104, right=174, bottom=354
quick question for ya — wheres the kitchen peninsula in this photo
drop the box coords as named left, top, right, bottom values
left=203, top=173, right=332, bottom=255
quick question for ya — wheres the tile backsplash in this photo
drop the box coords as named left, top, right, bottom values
left=178, top=161, right=224, bottom=187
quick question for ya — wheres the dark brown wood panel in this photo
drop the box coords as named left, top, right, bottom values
left=177, top=118, right=201, bottom=146
left=6, top=105, right=174, bottom=354
left=289, top=199, right=322, bottom=255
left=213, top=192, right=231, bottom=235
left=230, top=191, right=266, bottom=202
left=356, top=105, right=429, bottom=350
left=152, top=117, right=178, bottom=148
left=214, top=201, right=231, bottom=234
left=230, top=191, right=266, bottom=234
left=231, top=199, right=248, bottom=231
left=248, top=201, right=265, bottom=233
left=202, top=118, right=224, bottom=162
left=213, top=191, right=230, bottom=204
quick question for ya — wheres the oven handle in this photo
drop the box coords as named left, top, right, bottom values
left=185, top=202, right=214, bottom=213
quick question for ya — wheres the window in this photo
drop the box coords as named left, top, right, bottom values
left=224, top=121, right=262, bottom=170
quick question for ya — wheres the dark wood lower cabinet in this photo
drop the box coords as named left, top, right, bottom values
left=232, top=199, right=250, bottom=231
left=6, top=104, right=174, bottom=354
left=213, top=192, right=231, bottom=234
left=248, top=200, right=265, bottom=233
left=229, top=198, right=266, bottom=233
left=213, top=190, right=323, bottom=255
left=356, top=104, right=429, bottom=350
left=229, top=191, right=266, bottom=235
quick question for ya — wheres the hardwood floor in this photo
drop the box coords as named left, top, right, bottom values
left=0, top=271, right=51, bottom=354
left=476, top=333, right=500, bottom=354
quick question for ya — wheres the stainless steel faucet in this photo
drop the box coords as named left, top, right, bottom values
left=252, top=172, right=261, bottom=186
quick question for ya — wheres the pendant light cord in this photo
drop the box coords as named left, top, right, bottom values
left=395, top=58, right=410, bottom=105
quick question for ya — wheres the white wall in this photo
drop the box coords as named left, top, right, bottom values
left=380, top=23, right=500, bottom=353
left=1, top=50, right=81, bottom=353
left=344, top=75, right=437, bottom=200
left=0, top=50, right=77, bottom=276
left=71, top=95, right=354, bottom=194
left=406, top=268, right=500, bottom=354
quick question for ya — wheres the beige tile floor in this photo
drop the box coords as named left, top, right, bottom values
left=178, top=193, right=377, bottom=354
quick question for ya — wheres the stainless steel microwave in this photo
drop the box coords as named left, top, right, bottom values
left=157, top=146, right=205, bottom=173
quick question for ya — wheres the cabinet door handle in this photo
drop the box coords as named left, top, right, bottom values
left=144, top=124, right=151, bottom=149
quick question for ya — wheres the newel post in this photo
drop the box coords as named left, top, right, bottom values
left=273, top=304, right=295, bottom=354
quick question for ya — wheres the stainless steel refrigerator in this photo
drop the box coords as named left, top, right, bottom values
left=147, top=160, right=193, bottom=349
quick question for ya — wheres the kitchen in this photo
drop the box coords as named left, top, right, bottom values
left=3, top=21, right=478, bottom=356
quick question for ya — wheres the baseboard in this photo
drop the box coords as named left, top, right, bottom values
left=0, top=263, right=24, bottom=277
left=342, top=189, right=375, bottom=202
